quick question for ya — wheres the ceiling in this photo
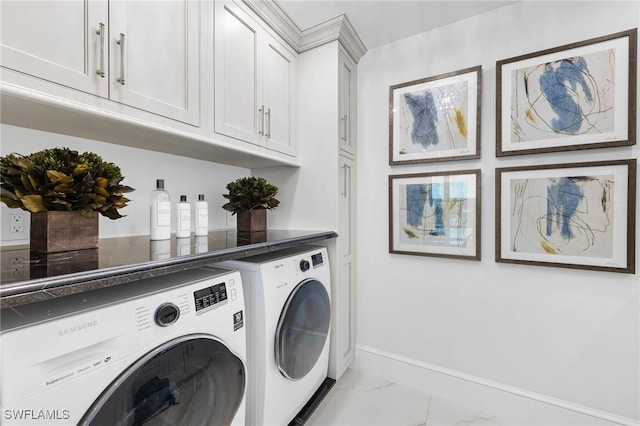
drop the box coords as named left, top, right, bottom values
left=273, top=1, right=517, bottom=50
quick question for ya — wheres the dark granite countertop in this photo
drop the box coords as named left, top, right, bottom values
left=0, top=229, right=337, bottom=308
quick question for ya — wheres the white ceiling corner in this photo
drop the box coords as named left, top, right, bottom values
left=273, top=0, right=518, bottom=50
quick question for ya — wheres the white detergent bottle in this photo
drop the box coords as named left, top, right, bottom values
left=194, top=194, right=209, bottom=236
left=176, top=195, right=191, bottom=238
left=150, top=179, right=171, bottom=240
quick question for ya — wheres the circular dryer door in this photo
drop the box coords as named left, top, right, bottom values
left=80, top=334, right=245, bottom=426
left=275, top=279, right=330, bottom=380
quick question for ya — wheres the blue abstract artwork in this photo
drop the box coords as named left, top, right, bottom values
left=511, top=48, right=615, bottom=143
left=510, top=175, right=614, bottom=257
left=540, top=58, right=593, bottom=134
left=403, top=91, right=439, bottom=149
left=397, top=81, right=470, bottom=154
left=401, top=181, right=470, bottom=247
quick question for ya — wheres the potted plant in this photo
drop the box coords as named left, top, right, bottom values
left=222, top=176, right=279, bottom=233
left=0, top=147, right=134, bottom=252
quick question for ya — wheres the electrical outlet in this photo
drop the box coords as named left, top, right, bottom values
left=10, top=257, right=25, bottom=278
left=10, top=214, right=24, bottom=233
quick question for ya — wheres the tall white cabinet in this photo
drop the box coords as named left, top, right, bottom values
left=258, top=38, right=360, bottom=380
left=336, top=48, right=357, bottom=379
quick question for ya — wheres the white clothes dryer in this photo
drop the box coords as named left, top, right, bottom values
left=0, top=266, right=246, bottom=426
left=221, top=245, right=331, bottom=426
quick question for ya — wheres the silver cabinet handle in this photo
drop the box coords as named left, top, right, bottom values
left=341, top=115, right=348, bottom=142
left=265, top=108, right=271, bottom=138
left=342, top=164, right=349, bottom=198
left=258, top=105, right=265, bottom=136
left=95, top=23, right=105, bottom=78
left=116, top=33, right=126, bottom=85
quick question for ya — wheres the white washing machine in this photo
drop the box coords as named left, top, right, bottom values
left=221, top=245, right=331, bottom=426
left=0, top=266, right=246, bottom=426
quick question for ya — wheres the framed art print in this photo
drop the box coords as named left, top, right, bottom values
left=389, top=66, right=481, bottom=164
left=496, top=159, right=636, bottom=273
left=496, top=29, right=637, bottom=156
left=389, top=169, right=480, bottom=260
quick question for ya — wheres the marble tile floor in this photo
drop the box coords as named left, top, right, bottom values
left=306, top=369, right=503, bottom=426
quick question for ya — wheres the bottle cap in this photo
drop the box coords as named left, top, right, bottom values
left=156, top=179, right=165, bottom=189
left=198, top=194, right=205, bottom=201
left=180, top=195, right=187, bottom=202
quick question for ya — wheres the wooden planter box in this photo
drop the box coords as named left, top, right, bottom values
left=30, top=211, right=99, bottom=253
left=237, top=231, right=267, bottom=246
left=237, top=209, right=267, bottom=233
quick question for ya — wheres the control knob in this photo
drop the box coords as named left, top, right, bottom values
left=299, top=259, right=310, bottom=272
left=155, top=303, right=180, bottom=327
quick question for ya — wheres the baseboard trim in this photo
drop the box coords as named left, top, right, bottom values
left=353, top=345, right=638, bottom=426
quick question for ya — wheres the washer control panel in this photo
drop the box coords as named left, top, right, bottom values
left=194, top=282, right=228, bottom=314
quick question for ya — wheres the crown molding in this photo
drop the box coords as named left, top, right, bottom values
left=299, top=14, right=367, bottom=63
left=242, top=0, right=301, bottom=52
left=242, top=0, right=367, bottom=63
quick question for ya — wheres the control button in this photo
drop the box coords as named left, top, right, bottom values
left=155, top=303, right=180, bottom=327
left=231, top=288, right=237, bottom=301
left=299, top=259, right=310, bottom=272
left=229, top=279, right=235, bottom=287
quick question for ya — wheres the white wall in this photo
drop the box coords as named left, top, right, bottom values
left=0, top=124, right=249, bottom=243
left=355, top=1, right=639, bottom=424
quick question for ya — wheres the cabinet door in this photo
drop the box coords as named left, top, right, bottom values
left=214, top=1, right=261, bottom=145
left=109, top=0, right=200, bottom=125
left=336, top=154, right=356, bottom=376
left=0, top=0, right=108, bottom=97
left=338, top=50, right=356, bottom=155
left=262, top=36, right=296, bottom=156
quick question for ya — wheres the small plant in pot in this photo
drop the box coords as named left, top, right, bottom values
left=0, top=147, right=134, bottom=252
left=222, top=176, right=279, bottom=233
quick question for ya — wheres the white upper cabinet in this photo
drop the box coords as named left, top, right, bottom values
left=338, top=49, right=356, bottom=155
left=109, top=1, right=200, bottom=125
left=0, top=1, right=109, bottom=97
left=214, top=1, right=297, bottom=156
left=214, top=2, right=260, bottom=145
left=1, top=0, right=200, bottom=126
left=262, top=37, right=296, bottom=155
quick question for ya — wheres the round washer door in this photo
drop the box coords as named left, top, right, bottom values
left=275, top=279, right=330, bottom=380
left=80, top=334, right=245, bottom=426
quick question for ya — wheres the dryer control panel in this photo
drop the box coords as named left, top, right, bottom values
left=297, top=252, right=325, bottom=273
left=311, top=252, right=324, bottom=267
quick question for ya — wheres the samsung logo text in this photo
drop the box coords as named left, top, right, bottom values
left=58, top=320, right=98, bottom=336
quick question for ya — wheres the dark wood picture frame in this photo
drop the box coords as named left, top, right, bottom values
left=496, top=159, right=636, bottom=274
left=389, top=66, right=481, bottom=164
left=496, top=29, right=637, bottom=156
left=389, top=169, right=481, bottom=260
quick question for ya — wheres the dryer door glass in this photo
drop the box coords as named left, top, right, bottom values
left=80, top=335, right=245, bottom=426
left=275, top=279, right=330, bottom=380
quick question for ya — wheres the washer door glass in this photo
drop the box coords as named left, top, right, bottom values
left=80, top=334, right=245, bottom=426
left=275, top=279, right=330, bottom=380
